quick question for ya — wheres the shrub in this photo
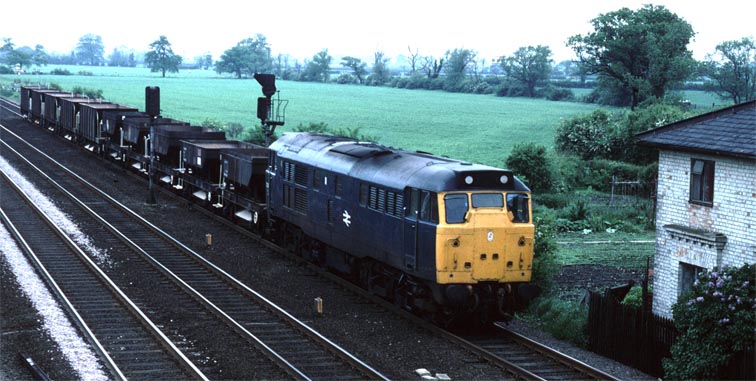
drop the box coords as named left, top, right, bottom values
left=613, top=103, right=687, bottom=164
left=535, top=193, right=570, bottom=209
left=524, top=296, right=588, bottom=347
left=554, top=109, right=617, bottom=160
left=50, top=68, right=72, bottom=75
left=539, top=86, right=576, bottom=101
left=663, top=263, right=755, bottom=380
left=505, top=142, right=555, bottom=193
left=336, top=73, right=355, bottom=84
left=496, top=81, right=527, bottom=97
left=531, top=211, right=559, bottom=292
left=621, top=286, right=651, bottom=309
left=71, top=86, right=103, bottom=99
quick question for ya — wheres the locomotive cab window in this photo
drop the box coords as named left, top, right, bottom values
left=472, top=193, right=503, bottom=208
left=445, top=193, right=468, bottom=224
left=506, top=193, right=530, bottom=223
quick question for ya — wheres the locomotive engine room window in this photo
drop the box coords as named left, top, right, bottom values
left=472, top=193, right=504, bottom=208
left=690, top=159, right=714, bottom=206
left=506, top=193, right=530, bottom=223
left=445, top=194, right=468, bottom=224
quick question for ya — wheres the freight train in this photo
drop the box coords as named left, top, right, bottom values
left=17, top=77, right=538, bottom=327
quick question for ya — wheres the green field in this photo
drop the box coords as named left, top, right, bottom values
left=3, top=65, right=603, bottom=166
left=2, top=65, right=725, bottom=166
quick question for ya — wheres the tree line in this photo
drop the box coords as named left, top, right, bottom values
left=2, top=5, right=755, bottom=106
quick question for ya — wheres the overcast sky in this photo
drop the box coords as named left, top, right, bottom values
left=2, top=0, right=754, bottom=64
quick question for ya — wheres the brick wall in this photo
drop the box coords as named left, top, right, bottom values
left=652, top=150, right=756, bottom=318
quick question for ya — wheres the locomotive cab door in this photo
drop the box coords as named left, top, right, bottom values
left=403, top=188, right=420, bottom=270
left=403, top=188, right=437, bottom=272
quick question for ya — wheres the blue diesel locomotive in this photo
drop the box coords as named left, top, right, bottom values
left=267, top=132, right=536, bottom=324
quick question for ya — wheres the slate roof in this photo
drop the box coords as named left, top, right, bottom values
left=636, top=100, right=755, bottom=160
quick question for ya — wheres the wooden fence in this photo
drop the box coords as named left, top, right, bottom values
left=587, top=291, right=755, bottom=379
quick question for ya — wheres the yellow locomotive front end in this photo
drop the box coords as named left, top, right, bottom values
left=436, top=191, right=534, bottom=284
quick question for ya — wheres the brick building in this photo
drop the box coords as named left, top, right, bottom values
left=636, top=100, right=755, bottom=318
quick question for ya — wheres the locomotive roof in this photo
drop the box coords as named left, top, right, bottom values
left=271, top=132, right=529, bottom=192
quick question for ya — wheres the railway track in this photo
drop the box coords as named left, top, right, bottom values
left=0, top=112, right=387, bottom=380
left=461, top=322, right=621, bottom=380
left=0, top=161, right=202, bottom=380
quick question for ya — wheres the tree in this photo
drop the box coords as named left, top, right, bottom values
left=499, top=45, right=553, bottom=97
left=215, top=34, right=272, bottom=79
left=302, top=49, right=332, bottom=82
left=4, top=49, right=32, bottom=70
left=341, top=56, right=367, bottom=83
left=76, top=34, right=105, bottom=66
left=703, top=37, right=756, bottom=104
left=144, top=35, right=182, bottom=77
left=369, top=51, right=391, bottom=85
left=1, top=37, right=14, bottom=53
left=108, top=48, right=132, bottom=67
left=31, top=44, right=48, bottom=67
left=443, top=48, right=476, bottom=91
left=201, top=54, right=213, bottom=70
left=407, top=46, right=421, bottom=74
left=421, top=56, right=444, bottom=79
left=273, top=53, right=295, bottom=80
left=567, top=5, right=695, bottom=109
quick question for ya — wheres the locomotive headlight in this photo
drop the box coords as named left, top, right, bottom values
left=500, top=175, right=509, bottom=184
left=465, top=176, right=473, bottom=185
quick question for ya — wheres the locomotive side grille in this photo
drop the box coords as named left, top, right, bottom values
left=294, top=164, right=308, bottom=186
left=369, top=186, right=379, bottom=209
left=393, top=193, right=404, bottom=217
left=294, top=188, right=308, bottom=213
left=377, top=188, right=386, bottom=211
left=283, top=161, right=294, bottom=182
left=327, top=199, right=335, bottom=223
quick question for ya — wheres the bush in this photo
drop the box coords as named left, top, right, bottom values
left=505, top=142, right=556, bottom=193
left=539, top=86, right=576, bottom=101
left=663, top=263, right=755, bottom=380
left=336, top=73, right=356, bottom=84
left=523, top=296, right=588, bottom=347
left=0, top=65, right=14, bottom=74
left=496, top=81, right=527, bottom=97
left=621, top=286, right=651, bottom=309
left=50, top=68, right=72, bottom=75
left=531, top=211, right=559, bottom=292
left=534, top=193, right=571, bottom=209
left=614, top=103, right=687, bottom=164
left=554, top=109, right=618, bottom=160
left=71, top=86, right=103, bottom=99
left=582, top=159, right=656, bottom=193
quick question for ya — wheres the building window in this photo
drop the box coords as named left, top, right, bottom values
left=679, top=262, right=706, bottom=297
left=690, top=159, right=714, bottom=206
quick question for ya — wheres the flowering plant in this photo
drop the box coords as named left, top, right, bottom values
left=663, top=263, right=755, bottom=379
